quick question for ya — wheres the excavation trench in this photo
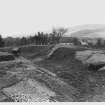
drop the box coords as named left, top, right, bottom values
left=0, top=57, right=76, bottom=102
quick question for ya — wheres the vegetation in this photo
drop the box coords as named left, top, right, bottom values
left=1, top=26, right=105, bottom=49
left=0, top=35, right=4, bottom=47
left=0, top=28, right=67, bottom=47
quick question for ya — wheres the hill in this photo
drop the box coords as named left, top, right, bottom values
left=34, top=44, right=105, bottom=101
left=64, top=24, right=105, bottom=38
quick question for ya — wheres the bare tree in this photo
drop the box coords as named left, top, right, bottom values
left=53, top=27, right=68, bottom=36
left=52, top=27, right=68, bottom=43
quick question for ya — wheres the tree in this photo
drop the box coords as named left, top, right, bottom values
left=51, top=27, right=68, bottom=44
left=0, top=35, right=4, bottom=47
left=20, top=37, right=27, bottom=45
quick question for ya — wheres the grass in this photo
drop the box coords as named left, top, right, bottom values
left=33, top=47, right=105, bottom=101
left=20, top=45, right=54, bottom=59
left=0, top=44, right=54, bottom=59
left=1, top=44, right=105, bottom=101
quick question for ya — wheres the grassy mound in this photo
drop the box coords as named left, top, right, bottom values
left=45, top=47, right=87, bottom=74
left=20, top=45, right=54, bottom=59
left=35, top=47, right=105, bottom=101
left=35, top=47, right=91, bottom=100
left=0, top=45, right=54, bottom=59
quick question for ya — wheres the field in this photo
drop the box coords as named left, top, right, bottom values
left=1, top=44, right=105, bottom=101
left=31, top=45, right=105, bottom=101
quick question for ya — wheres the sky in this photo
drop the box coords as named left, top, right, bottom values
left=0, top=0, right=105, bottom=37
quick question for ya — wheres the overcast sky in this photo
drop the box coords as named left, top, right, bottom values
left=0, top=0, right=105, bottom=37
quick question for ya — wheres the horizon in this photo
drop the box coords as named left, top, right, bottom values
left=2, top=24, right=105, bottom=39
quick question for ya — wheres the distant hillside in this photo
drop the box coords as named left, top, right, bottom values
left=64, top=24, right=105, bottom=38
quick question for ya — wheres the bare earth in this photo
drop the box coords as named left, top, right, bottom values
left=1, top=44, right=105, bottom=102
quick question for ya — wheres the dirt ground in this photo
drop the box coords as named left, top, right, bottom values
left=33, top=46, right=105, bottom=101
left=1, top=45, right=105, bottom=102
left=0, top=56, right=77, bottom=102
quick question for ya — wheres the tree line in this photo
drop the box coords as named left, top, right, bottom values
left=0, top=28, right=67, bottom=47
left=1, top=27, right=105, bottom=49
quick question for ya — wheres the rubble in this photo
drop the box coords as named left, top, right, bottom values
left=3, top=79, right=56, bottom=102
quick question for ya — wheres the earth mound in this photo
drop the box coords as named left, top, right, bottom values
left=34, top=45, right=105, bottom=101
